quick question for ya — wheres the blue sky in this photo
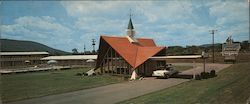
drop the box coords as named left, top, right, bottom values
left=1, top=0, right=249, bottom=52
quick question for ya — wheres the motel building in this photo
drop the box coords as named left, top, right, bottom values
left=95, top=17, right=167, bottom=78
left=0, top=52, right=49, bottom=69
left=41, top=55, right=97, bottom=67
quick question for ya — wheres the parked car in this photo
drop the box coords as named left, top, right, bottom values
left=152, top=65, right=179, bottom=78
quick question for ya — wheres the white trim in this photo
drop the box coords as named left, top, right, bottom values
left=41, top=55, right=97, bottom=60
left=150, top=55, right=202, bottom=59
left=0, top=52, right=49, bottom=55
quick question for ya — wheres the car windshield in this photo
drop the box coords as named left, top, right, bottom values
left=166, top=67, right=174, bottom=70
left=156, top=68, right=163, bottom=70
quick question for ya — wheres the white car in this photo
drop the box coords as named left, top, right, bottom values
left=152, top=66, right=179, bottom=78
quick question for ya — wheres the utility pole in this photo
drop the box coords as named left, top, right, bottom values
left=248, top=0, right=250, bottom=61
left=83, top=44, right=86, bottom=55
left=209, top=30, right=217, bottom=63
left=92, top=39, right=96, bottom=54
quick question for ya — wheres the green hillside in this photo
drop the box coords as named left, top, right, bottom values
left=0, top=39, right=69, bottom=55
left=166, top=40, right=249, bottom=55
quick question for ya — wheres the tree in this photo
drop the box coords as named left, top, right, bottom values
left=72, top=48, right=78, bottom=54
left=241, top=41, right=249, bottom=51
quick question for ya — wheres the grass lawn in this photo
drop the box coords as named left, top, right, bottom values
left=118, top=62, right=250, bottom=104
left=172, top=65, right=193, bottom=72
left=1, top=68, right=124, bottom=103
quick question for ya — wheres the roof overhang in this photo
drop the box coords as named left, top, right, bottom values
left=0, top=52, right=49, bottom=55
left=41, top=55, right=97, bottom=60
left=150, top=55, right=202, bottom=60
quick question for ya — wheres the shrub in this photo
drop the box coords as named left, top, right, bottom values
left=82, top=72, right=88, bottom=76
left=210, top=70, right=216, bottom=77
left=75, top=73, right=82, bottom=76
left=205, top=72, right=210, bottom=79
left=92, top=73, right=96, bottom=76
left=195, top=74, right=201, bottom=80
left=97, top=72, right=102, bottom=75
left=201, top=72, right=206, bottom=79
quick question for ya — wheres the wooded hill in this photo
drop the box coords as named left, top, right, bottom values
left=1, top=38, right=249, bottom=56
left=166, top=40, right=249, bottom=55
left=1, top=39, right=69, bottom=55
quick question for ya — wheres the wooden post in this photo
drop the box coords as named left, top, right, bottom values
left=128, top=64, right=131, bottom=75
left=203, top=58, right=206, bottom=73
left=138, top=65, right=141, bottom=75
left=115, top=56, right=118, bottom=74
left=93, top=45, right=111, bottom=73
left=122, top=58, right=124, bottom=75
left=105, top=52, right=108, bottom=74
left=193, top=60, right=196, bottom=80
left=123, top=60, right=126, bottom=75
left=111, top=48, right=113, bottom=74
left=107, top=54, right=110, bottom=73
left=119, top=60, right=123, bottom=74
left=101, top=63, right=103, bottom=73
left=128, top=63, right=130, bottom=75
left=114, top=51, right=117, bottom=75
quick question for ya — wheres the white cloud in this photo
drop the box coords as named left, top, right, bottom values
left=206, top=0, right=249, bottom=42
left=1, top=16, right=74, bottom=51
left=61, top=1, right=132, bottom=17
left=61, top=1, right=195, bottom=23
left=13, top=16, right=72, bottom=36
left=3, top=0, right=249, bottom=52
left=135, top=1, right=194, bottom=22
left=142, top=23, right=213, bottom=46
left=209, top=0, right=249, bottom=25
left=61, top=1, right=201, bottom=46
left=74, top=17, right=127, bottom=35
left=61, top=0, right=248, bottom=47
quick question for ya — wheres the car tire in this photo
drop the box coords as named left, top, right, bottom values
left=164, top=73, right=169, bottom=79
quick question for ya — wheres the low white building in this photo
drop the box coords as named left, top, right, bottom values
left=41, top=55, right=97, bottom=67
left=0, top=52, right=49, bottom=68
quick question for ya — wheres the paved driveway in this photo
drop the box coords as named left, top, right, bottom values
left=7, top=78, right=188, bottom=104
left=6, top=63, right=231, bottom=104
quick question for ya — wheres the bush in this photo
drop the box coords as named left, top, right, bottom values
left=207, top=72, right=211, bottom=78
left=195, top=74, right=201, bottom=80
left=210, top=70, right=216, bottom=77
left=201, top=72, right=206, bottom=79
left=201, top=72, right=210, bottom=79
left=97, top=72, right=102, bottom=75
left=75, top=73, right=82, bottom=76
left=92, top=73, right=96, bottom=76
left=205, top=72, right=210, bottom=79
left=83, top=72, right=88, bottom=76
left=200, top=70, right=217, bottom=79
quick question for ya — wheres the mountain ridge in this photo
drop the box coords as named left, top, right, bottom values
left=0, top=39, right=69, bottom=55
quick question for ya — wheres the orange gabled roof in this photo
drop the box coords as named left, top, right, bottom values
left=134, top=47, right=164, bottom=68
left=101, top=35, right=165, bottom=68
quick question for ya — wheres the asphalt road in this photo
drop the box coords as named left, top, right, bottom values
left=171, top=63, right=231, bottom=74
left=6, top=63, right=231, bottom=104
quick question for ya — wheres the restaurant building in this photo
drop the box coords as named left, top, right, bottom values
left=95, top=17, right=166, bottom=77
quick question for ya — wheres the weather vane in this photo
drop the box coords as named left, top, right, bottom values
left=129, top=8, right=133, bottom=19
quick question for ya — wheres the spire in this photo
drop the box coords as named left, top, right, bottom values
left=127, top=17, right=134, bottom=29
left=126, top=17, right=136, bottom=39
left=126, top=9, right=137, bottom=43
